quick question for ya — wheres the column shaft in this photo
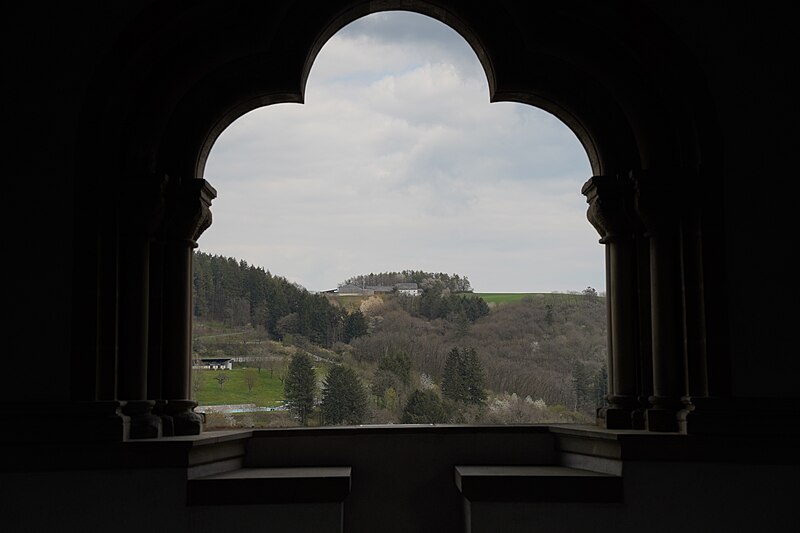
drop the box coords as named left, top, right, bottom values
left=117, top=236, right=161, bottom=438
left=582, top=175, right=642, bottom=428
left=160, top=178, right=216, bottom=436
left=162, top=241, right=193, bottom=400
left=632, top=170, right=689, bottom=432
left=96, top=227, right=118, bottom=401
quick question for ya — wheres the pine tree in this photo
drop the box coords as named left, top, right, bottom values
left=343, top=309, right=368, bottom=343
left=372, top=350, right=412, bottom=409
left=572, top=360, right=593, bottom=413
left=321, top=365, right=368, bottom=425
left=284, top=352, right=316, bottom=425
left=401, top=389, right=448, bottom=424
left=441, top=347, right=487, bottom=405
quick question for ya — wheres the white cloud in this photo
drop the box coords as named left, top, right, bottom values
left=200, top=11, right=602, bottom=293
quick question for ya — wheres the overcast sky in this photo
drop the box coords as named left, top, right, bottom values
left=199, top=11, right=604, bottom=294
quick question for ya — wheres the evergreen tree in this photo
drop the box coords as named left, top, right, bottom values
left=401, top=389, right=448, bottom=424
left=572, top=360, right=593, bottom=413
left=594, top=362, right=609, bottom=408
left=441, top=347, right=487, bottom=405
left=321, top=365, right=368, bottom=425
left=372, top=350, right=412, bottom=408
left=343, top=309, right=368, bottom=343
left=284, top=352, right=316, bottom=425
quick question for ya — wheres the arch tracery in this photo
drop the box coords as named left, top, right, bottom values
left=74, top=0, right=721, bottom=438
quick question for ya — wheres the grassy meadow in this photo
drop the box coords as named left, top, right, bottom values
left=476, top=293, right=534, bottom=304
left=194, top=368, right=285, bottom=406
left=193, top=363, right=330, bottom=407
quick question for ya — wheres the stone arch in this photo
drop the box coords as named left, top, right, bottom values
left=73, top=0, right=725, bottom=437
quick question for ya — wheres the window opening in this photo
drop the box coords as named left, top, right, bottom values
left=192, top=11, right=605, bottom=429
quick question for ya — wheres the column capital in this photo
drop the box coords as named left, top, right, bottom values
left=163, top=178, right=217, bottom=245
left=581, top=174, right=638, bottom=244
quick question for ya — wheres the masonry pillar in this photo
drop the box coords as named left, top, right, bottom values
left=632, top=233, right=653, bottom=430
left=631, top=170, right=688, bottom=432
left=148, top=238, right=174, bottom=435
left=117, top=174, right=168, bottom=439
left=582, top=175, right=642, bottom=429
left=160, top=178, right=216, bottom=435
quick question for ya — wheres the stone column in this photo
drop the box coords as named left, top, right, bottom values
left=678, top=198, right=731, bottom=434
left=148, top=239, right=173, bottom=435
left=160, top=178, right=216, bottom=435
left=632, top=236, right=653, bottom=430
left=582, top=175, right=641, bottom=429
left=96, top=224, right=119, bottom=403
left=631, top=170, right=688, bottom=432
left=117, top=174, right=168, bottom=439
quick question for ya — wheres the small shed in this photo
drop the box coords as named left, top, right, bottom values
left=193, top=357, right=233, bottom=370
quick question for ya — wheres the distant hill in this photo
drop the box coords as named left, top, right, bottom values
left=340, top=270, right=473, bottom=293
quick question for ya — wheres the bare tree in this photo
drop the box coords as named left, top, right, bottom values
left=244, top=367, right=258, bottom=392
left=214, top=372, right=229, bottom=390
left=191, top=369, right=203, bottom=398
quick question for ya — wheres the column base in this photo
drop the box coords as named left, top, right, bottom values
left=631, top=396, right=652, bottom=430
left=646, top=396, right=683, bottom=432
left=165, top=399, right=203, bottom=436
left=596, top=396, right=639, bottom=429
left=631, top=408, right=647, bottom=430
left=597, top=406, right=634, bottom=429
left=153, top=399, right=175, bottom=437
left=121, top=400, right=162, bottom=439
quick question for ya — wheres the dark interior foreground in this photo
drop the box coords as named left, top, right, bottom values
left=3, top=2, right=799, bottom=532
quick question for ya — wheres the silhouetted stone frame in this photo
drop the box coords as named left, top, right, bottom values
left=71, top=0, right=727, bottom=438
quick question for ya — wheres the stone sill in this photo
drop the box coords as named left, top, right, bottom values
left=0, top=429, right=253, bottom=472
left=455, top=465, right=622, bottom=503
left=187, top=466, right=352, bottom=505
left=548, top=425, right=800, bottom=464
left=2, top=424, right=798, bottom=473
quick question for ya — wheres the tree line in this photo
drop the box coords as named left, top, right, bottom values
left=193, top=251, right=367, bottom=347
left=341, top=270, right=473, bottom=293
left=283, top=346, right=490, bottom=426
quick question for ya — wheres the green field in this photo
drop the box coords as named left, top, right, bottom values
left=476, top=293, right=536, bottom=304
left=194, top=368, right=285, bottom=406
left=476, top=292, right=597, bottom=305
left=194, top=364, right=330, bottom=407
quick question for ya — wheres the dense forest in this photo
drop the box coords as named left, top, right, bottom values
left=192, top=251, right=367, bottom=346
left=192, top=252, right=607, bottom=427
left=342, top=271, right=472, bottom=293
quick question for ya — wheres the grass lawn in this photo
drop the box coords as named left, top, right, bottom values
left=194, top=362, right=331, bottom=407
left=476, top=293, right=536, bottom=304
left=194, top=368, right=285, bottom=407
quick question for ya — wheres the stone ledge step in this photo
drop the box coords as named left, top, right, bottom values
left=187, top=466, right=352, bottom=505
left=454, top=465, right=622, bottom=503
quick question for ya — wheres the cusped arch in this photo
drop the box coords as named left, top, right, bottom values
left=71, top=0, right=726, bottom=437
left=152, top=1, right=683, bottom=183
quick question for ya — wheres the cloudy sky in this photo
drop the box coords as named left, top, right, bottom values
left=199, top=11, right=603, bottom=294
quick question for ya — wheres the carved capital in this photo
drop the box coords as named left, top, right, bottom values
left=162, top=178, right=217, bottom=245
left=581, top=175, right=638, bottom=243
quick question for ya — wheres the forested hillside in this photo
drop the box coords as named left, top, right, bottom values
left=191, top=251, right=607, bottom=428
left=342, top=270, right=473, bottom=292
left=193, top=251, right=367, bottom=346
left=348, top=290, right=607, bottom=421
